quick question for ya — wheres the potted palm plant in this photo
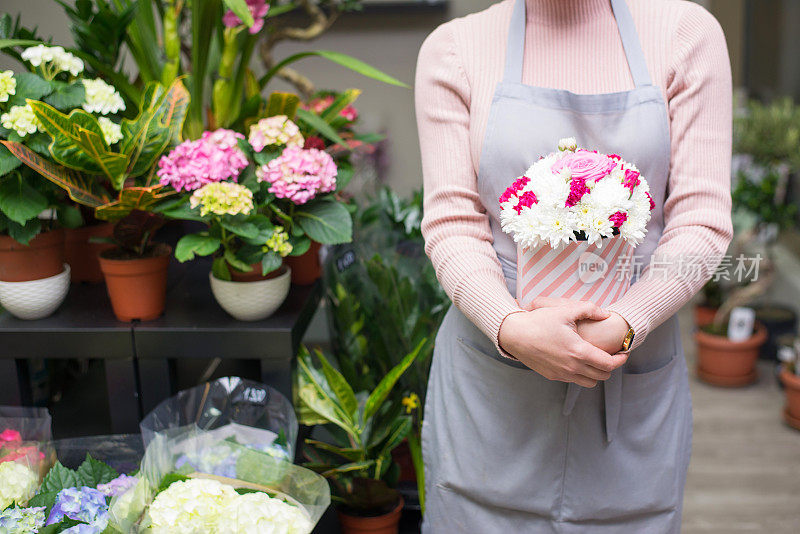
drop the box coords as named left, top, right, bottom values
left=295, top=343, right=423, bottom=534
left=2, top=69, right=189, bottom=321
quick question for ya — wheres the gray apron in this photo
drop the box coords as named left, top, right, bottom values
left=422, top=0, right=692, bottom=532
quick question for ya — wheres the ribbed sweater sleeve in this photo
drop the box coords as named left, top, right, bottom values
left=416, top=24, right=524, bottom=351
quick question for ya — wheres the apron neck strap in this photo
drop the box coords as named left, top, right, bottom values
left=503, top=0, right=652, bottom=88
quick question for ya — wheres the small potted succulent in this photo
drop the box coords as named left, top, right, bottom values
left=2, top=50, right=189, bottom=321
left=295, top=343, right=423, bottom=534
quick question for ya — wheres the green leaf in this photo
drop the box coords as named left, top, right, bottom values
left=57, top=204, right=84, bottom=229
left=8, top=71, right=53, bottom=106
left=212, top=255, right=232, bottom=280
left=376, top=416, right=412, bottom=459
left=94, top=185, right=175, bottom=222
left=305, top=439, right=363, bottom=462
left=295, top=108, right=347, bottom=147
left=43, top=81, right=87, bottom=110
left=40, top=462, right=81, bottom=493
left=295, top=199, right=353, bottom=245
left=265, top=92, right=300, bottom=119
left=261, top=251, right=282, bottom=275
left=320, top=89, right=361, bottom=123
left=0, top=144, right=22, bottom=176
left=224, top=248, right=252, bottom=272
left=76, top=455, right=119, bottom=487
left=321, top=460, right=374, bottom=478
left=336, top=161, right=354, bottom=192
left=27, top=490, right=58, bottom=513
left=175, top=233, right=221, bottom=262
left=222, top=0, right=255, bottom=28
left=363, top=340, right=425, bottom=421
left=0, top=140, right=110, bottom=207
left=260, top=51, right=409, bottom=89
left=28, top=101, right=128, bottom=187
left=0, top=38, right=40, bottom=50
left=0, top=172, right=48, bottom=224
left=157, top=473, right=190, bottom=494
left=315, top=349, right=358, bottom=418
left=120, top=79, right=190, bottom=178
left=219, top=217, right=259, bottom=239
left=6, top=217, right=41, bottom=244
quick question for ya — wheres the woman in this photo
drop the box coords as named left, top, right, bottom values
left=415, top=0, right=732, bottom=532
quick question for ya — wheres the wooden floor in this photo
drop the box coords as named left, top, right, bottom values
left=680, top=305, right=800, bottom=533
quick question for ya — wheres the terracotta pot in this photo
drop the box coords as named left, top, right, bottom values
left=98, top=245, right=171, bottom=322
left=695, top=323, right=768, bottom=387
left=694, top=305, right=718, bottom=328
left=338, top=497, right=404, bottom=534
left=230, top=262, right=285, bottom=283
left=391, top=440, right=417, bottom=483
left=780, top=368, right=800, bottom=430
left=64, top=223, right=114, bottom=283
left=0, top=229, right=65, bottom=282
left=285, top=241, right=322, bottom=285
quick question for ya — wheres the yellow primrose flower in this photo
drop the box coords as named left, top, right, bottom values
left=402, top=393, right=420, bottom=414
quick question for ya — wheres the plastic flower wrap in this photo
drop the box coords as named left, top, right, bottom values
left=81, top=78, right=126, bottom=115
left=0, top=406, right=53, bottom=491
left=108, top=430, right=329, bottom=534
left=190, top=182, right=254, bottom=217
left=222, top=0, right=270, bottom=34
left=248, top=115, right=304, bottom=152
left=256, top=146, right=337, bottom=205
left=1, top=104, right=41, bottom=137
left=0, top=70, right=15, bottom=103
left=0, top=460, right=39, bottom=509
left=500, top=137, right=654, bottom=249
left=158, top=129, right=249, bottom=192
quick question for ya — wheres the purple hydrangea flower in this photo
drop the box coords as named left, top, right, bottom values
left=46, top=486, right=109, bottom=531
left=96, top=474, right=138, bottom=498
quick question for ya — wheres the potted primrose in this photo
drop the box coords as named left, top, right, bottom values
left=2, top=69, right=190, bottom=322
left=295, top=344, right=424, bottom=534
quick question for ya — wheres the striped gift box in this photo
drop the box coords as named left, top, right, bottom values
left=516, top=236, right=633, bottom=308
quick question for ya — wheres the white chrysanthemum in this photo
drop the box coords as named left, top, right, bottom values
left=98, top=116, right=123, bottom=145
left=146, top=478, right=238, bottom=534
left=21, top=45, right=83, bottom=76
left=524, top=163, right=569, bottom=208
left=82, top=78, right=126, bottom=115
left=0, top=461, right=39, bottom=509
left=516, top=204, right=577, bottom=249
left=1, top=104, right=41, bottom=137
left=215, top=492, right=313, bottom=534
left=588, top=178, right=631, bottom=213
left=0, top=70, right=16, bottom=103
left=619, top=212, right=648, bottom=246
left=558, top=137, right=577, bottom=152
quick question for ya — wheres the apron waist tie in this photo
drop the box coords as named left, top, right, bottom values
left=562, top=370, right=622, bottom=443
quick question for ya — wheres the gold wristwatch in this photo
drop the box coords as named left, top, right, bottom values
left=621, top=326, right=635, bottom=352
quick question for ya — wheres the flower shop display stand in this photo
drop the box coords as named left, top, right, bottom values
left=0, top=259, right=322, bottom=434
left=131, top=258, right=322, bottom=416
left=0, top=282, right=137, bottom=431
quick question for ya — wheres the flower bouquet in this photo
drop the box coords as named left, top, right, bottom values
left=0, top=407, right=53, bottom=510
left=500, top=138, right=655, bottom=308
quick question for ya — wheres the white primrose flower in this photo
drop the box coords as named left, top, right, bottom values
left=98, top=116, right=123, bottom=145
left=215, top=492, right=313, bottom=534
left=1, top=104, right=41, bottom=137
left=82, top=78, right=126, bottom=115
left=21, top=45, right=83, bottom=76
left=0, top=461, right=39, bottom=509
left=0, top=70, right=16, bottom=102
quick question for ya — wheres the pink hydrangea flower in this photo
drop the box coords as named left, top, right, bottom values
left=551, top=150, right=616, bottom=182
left=304, top=95, right=359, bottom=121
left=157, top=129, right=249, bottom=192
left=609, top=210, right=628, bottom=227
left=223, top=0, right=270, bottom=34
left=248, top=115, right=303, bottom=152
left=0, top=429, right=21, bottom=443
left=256, top=146, right=337, bottom=205
left=514, top=191, right=538, bottom=214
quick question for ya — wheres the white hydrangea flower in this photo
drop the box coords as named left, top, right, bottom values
left=0, top=461, right=39, bottom=509
left=0, top=70, right=16, bottom=103
left=215, top=492, right=313, bottom=534
left=1, top=104, right=41, bottom=137
left=98, top=116, right=123, bottom=145
left=146, top=478, right=237, bottom=534
left=82, top=78, right=126, bottom=115
left=20, top=45, right=83, bottom=76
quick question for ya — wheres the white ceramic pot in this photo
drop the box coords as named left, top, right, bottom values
left=209, top=266, right=291, bottom=321
left=0, top=264, right=71, bottom=320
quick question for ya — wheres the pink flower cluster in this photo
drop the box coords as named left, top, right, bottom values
left=622, top=168, right=641, bottom=192
left=499, top=175, right=530, bottom=204
left=157, top=129, right=249, bottom=192
left=256, top=146, right=337, bottom=205
left=223, top=0, right=270, bottom=34
left=304, top=95, right=359, bottom=122
left=0, top=429, right=21, bottom=443
left=0, top=428, right=44, bottom=464
left=609, top=211, right=628, bottom=227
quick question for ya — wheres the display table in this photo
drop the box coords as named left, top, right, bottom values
left=0, top=259, right=322, bottom=433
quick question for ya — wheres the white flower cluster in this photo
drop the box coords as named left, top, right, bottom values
left=82, top=78, right=126, bottom=115
left=21, top=45, right=84, bottom=76
left=1, top=104, right=41, bottom=137
left=0, top=70, right=16, bottom=103
left=146, top=478, right=312, bottom=534
left=500, top=139, right=653, bottom=250
left=98, top=116, right=123, bottom=145
left=0, top=461, right=39, bottom=509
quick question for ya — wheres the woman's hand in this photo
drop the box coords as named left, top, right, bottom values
left=498, top=301, right=629, bottom=388
left=576, top=312, right=631, bottom=355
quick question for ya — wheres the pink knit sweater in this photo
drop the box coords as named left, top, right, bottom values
left=416, top=0, right=733, bottom=352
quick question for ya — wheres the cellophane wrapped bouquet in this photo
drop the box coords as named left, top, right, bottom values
left=0, top=407, right=53, bottom=514
left=500, top=138, right=655, bottom=308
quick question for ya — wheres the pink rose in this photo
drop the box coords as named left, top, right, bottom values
left=551, top=150, right=616, bottom=182
left=0, top=429, right=21, bottom=443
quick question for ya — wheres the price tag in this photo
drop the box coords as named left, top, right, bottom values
left=727, top=307, right=755, bottom=342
